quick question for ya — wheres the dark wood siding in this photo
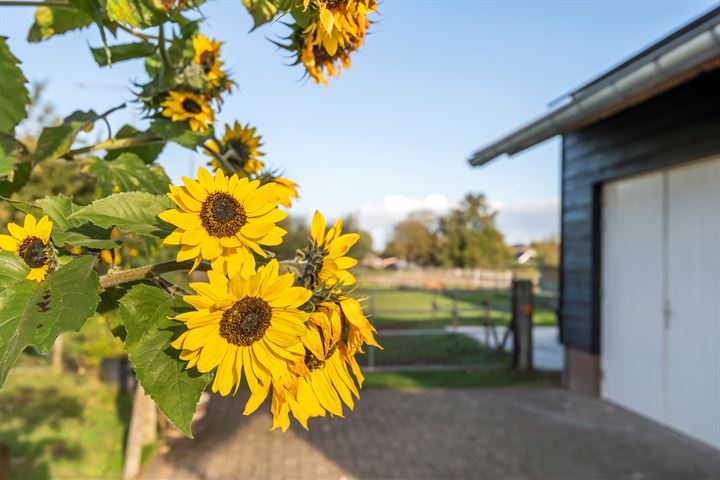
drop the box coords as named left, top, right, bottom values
left=560, top=68, right=720, bottom=353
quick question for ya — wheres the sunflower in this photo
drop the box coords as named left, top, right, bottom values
left=193, top=34, right=225, bottom=88
left=302, top=210, right=359, bottom=288
left=161, top=91, right=214, bottom=133
left=307, top=0, right=377, bottom=56
left=0, top=214, right=54, bottom=282
left=338, top=296, right=380, bottom=354
left=271, top=303, right=363, bottom=431
left=171, top=261, right=312, bottom=411
left=160, top=167, right=287, bottom=276
left=272, top=177, right=299, bottom=208
left=296, top=0, right=373, bottom=85
left=205, top=122, right=265, bottom=175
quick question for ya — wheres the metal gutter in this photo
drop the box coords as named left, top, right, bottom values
left=469, top=7, right=720, bottom=167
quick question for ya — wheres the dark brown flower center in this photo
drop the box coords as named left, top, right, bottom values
left=200, top=192, right=247, bottom=238
left=182, top=98, right=203, bottom=114
left=304, top=349, right=325, bottom=371
left=228, top=139, right=251, bottom=162
left=199, top=51, right=216, bottom=73
left=219, top=297, right=272, bottom=346
left=18, top=237, right=48, bottom=269
left=304, top=343, right=339, bottom=371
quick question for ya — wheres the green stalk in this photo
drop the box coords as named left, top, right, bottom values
left=99, top=260, right=209, bottom=289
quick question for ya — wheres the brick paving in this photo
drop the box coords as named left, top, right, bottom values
left=140, top=387, right=720, bottom=480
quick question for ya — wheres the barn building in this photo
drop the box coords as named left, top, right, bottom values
left=469, top=8, right=720, bottom=449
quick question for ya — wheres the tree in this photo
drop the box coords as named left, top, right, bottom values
left=384, top=211, right=437, bottom=266
left=273, top=215, right=311, bottom=260
left=437, top=194, right=511, bottom=268
left=532, top=237, right=560, bottom=266
left=343, top=214, right=374, bottom=261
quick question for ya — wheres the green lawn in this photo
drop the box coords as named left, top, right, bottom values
left=0, top=363, right=132, bottom=479
left=358, top=288, right=557, bottom=329
left=363, top=369, right=561, bottom=388
left=369, top=334, right=510, bottom=367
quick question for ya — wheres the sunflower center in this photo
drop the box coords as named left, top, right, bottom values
left=200, top=192, right=247, bottom=238
left=18, top=237, right=47, bottom=269
left=182, top=98, right=203, bottom=114
left=219, top=297, right=272, bottom=346
left=304, top=349, right=325, bottom=371
left=199, top=51, right=216, bottom=73
left=228, top=139, right=250, bottom=162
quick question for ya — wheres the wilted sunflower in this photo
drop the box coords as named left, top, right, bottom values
left=193, top=33, right=225, bottom=88
left=271, top=303, right=364, bottom=431
left=295, top=0, right=372, bottom=85
left=301, top=210, right=359, bottom=288
left=206, top=122, right=265, bottom=175
left=304, top=0, right=377, bottom=56
left=161, top=91, right=214, bottom=133
left=160, top=167, right=287, bottom=275
left=0, top=214, right=54, bottom=282
left=171, top=261, right=312, bottom=412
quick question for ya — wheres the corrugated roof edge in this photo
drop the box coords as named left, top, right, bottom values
left=469, top=6, right=720, bottom=167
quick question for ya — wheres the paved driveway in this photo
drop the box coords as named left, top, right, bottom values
left=140, top=387, right=720, bottom=480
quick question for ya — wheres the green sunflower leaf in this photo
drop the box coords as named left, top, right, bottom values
left=37, top=194, right=119, bottom=249
left=86, top=153, right=170, bottom=197
left=0, top=195, right=44, bottom=218
left=120, top=284, right=211, bottom=437
left=150, top=119, right=211, bottom=150
left=34, top=110, right=99, bottom=163
left=105, top=125, right=165, bottom=164
left=28, top=3, right=94, bottom=42
left=0, top=134, right=27, bottom=178
left=0, top=162, right=31, bottom=198
left=241, top=0, right=280, bottom=29
left=68, top=191, right=174, bottom=238
left=0, top=254, right=100, bottom=388
left=90, top=41, right=156, bottom=67
left=0, top=37, right=31, bottom=134
left=106, top=0, right=167, bottom=28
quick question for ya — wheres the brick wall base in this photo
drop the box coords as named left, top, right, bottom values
left=563, top=347, right=600, bottom=397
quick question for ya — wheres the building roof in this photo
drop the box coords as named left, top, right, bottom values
left=469, top=6, right=720, bottom=167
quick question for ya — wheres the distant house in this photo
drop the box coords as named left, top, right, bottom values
left=469, top=8, right=720, bottom=450
left=511, top=244, right=537, bottom=264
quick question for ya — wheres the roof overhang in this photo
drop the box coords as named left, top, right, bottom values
left=469, top=7, right=720, bottom=167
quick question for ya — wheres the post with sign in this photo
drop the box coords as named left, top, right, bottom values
left=511, top=279, right=533, bottom=371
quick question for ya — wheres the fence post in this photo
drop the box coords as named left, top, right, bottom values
left=0, top=442, right=9, bottom=480
left=123, top=384, right=157, bottom=480
left=511, top=279, right=533, bottom=371
left=367, top=294, right=376, bottom=370
left=451, top=292, right=459, bottom=328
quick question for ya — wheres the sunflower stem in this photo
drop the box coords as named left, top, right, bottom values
left=201, top=144, right=236, bottom=174
left=99, top=260, right=209, bottom=289
left=116, top=23, right=162, bottom=42
left=0, top=0, right=71, bottom=6
left=66, top=135, right=165, bottom=157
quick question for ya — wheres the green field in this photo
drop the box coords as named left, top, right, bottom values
left=358, top=288, right=557, bottom=329
left=0, top=363, right=132, bottom=479
left=363, top=369, right=561, bottom=389
left=369, top=334, right=510, bottom=367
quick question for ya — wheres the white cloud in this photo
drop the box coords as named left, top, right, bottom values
left=354, top=194, right=560, bottom=249
left=494, top=198, right=560, bottom=244
left=355, top=194, right=454, bottom=248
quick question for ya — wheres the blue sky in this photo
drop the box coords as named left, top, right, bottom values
left=1, top=0, right=716, bottom=246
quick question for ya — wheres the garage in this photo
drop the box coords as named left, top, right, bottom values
left=601, top=157, right=720, bottom=449
left=468, top=8, right=720, bottom=450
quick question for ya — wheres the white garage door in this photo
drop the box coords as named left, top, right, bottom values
left=602, top=156, right=720, bottom=450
